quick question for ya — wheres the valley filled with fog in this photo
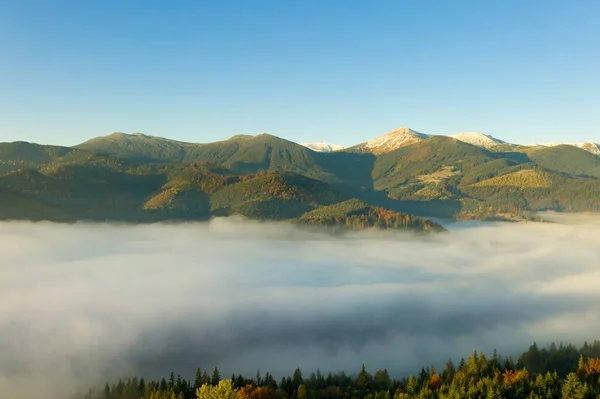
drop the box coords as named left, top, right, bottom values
left=1, top=216, right=599, bottom=399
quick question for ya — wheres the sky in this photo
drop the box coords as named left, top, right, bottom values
left=0, top=0, right=599, bottom=147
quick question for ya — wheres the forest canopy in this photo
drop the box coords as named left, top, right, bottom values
left=78, top=341, right=600, bottom=399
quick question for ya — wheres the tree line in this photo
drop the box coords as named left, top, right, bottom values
left=75, top=340, right=600, bottom=399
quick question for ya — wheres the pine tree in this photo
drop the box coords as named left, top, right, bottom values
left=443, top=359, right=456, bottom=382
left=138, top=378, right=145, bottom=397
left=211, top=367, right=221, bottom=386
left=293, top=368, right=303, bottom=390
left=195, top=368, right=203, bottom=390
left=169, top=372, right=176, bottom=390
left=357, top=364, right=370, bottom=389
left=255, top=369, right=262, bottom=386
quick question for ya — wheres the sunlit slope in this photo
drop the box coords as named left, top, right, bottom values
left=298, top=198, right=445, bottom=231
left=520, top=145, right=600, bottom=178
left=209, top=172, right=347, bottom=220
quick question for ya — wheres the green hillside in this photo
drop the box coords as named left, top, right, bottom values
left=76, top=132, right=333, bottom=179
left=209, top=172, right=346, bottom=220
left=0, top=157, right=439, bottom=231
left=298, top=198, right=444, bottom=231
left=470, top=169, right=552, bottom=188
left=522, top=145, right=600, bottom=178
left=0, top=141, right=79, bottom=174
left=372, top=136, right=491, bottom=192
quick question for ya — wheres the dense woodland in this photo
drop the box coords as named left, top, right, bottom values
left=76, top=341, right=600, bottom=399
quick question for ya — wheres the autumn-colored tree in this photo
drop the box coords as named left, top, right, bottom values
left=429, top=374, right=442, bottom=391
left=296, top=384, right=307, bottom=399
left=584, top=358, right=600, bottom=377
left=577, top=355, right=586, bottom=378
left=561, top=373, right=586, bottom=399
left=237, top=384, right=256, bottom=399
left=196, top=380, right=238, bottom=399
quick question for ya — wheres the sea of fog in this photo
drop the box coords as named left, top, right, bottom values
left=1, top=213, right=600, bottom=399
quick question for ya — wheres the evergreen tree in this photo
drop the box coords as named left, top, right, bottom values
left=169, top=372, right=176, bottom=390
left=442, top=359, right=456, bottom=383
left=138, top=378, right=145, bottom=397
left=358, top=364, right=370, bottom=390
left=292, top=368, right=303, bottom=390
left=195, top=368, right=203, bottom=390
left=211, top=367, right=221, bottom=386
left=255, top=369, right=262, bottom=386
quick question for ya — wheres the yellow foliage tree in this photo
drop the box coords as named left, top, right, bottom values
left=196, top=380, right=238, bottom=399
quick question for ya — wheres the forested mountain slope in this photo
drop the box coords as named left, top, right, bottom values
left=1, top=128, right=599, bottom=225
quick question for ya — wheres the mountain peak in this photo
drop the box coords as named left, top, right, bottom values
left=451, top=132, right=507, bottom=148
left=579, top=142, right=600, bottom=156
left=364, top=126, right=430, bottom=154
left=301, top=142, right=346, bottom=152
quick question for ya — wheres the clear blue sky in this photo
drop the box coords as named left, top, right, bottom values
left=1, top=0, right=599, bottom=146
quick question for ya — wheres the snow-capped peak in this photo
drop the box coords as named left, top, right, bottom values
left=450, top=132, right=507, bottom=148
left=577, top=142, right=600, bottom=156
left=301, top=142, right=346, bottom=152
left=364, top=126, right=430, bottom=154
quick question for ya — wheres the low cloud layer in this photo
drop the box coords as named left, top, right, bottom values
left=1, top=215, right=600, bottom=398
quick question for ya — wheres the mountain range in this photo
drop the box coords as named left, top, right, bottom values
left=1, top=126, right=599, bottom=230
left=302, top=128, right=599, bottom=154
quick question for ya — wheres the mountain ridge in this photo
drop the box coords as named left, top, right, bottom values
left=1, top=126, right=599, bottom=227
left=74, top=127, right=600, bottom=156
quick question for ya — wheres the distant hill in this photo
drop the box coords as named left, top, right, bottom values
left=76, top=132, right=335, bottom=180
left=1, top=125, right=600, bottom=226
left=0, top=141, right=80, bottom=174
left=525, top=141, right=600, bottom=156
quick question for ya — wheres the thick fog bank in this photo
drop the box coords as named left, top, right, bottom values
left=1, top=216, right=600, bottom=398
